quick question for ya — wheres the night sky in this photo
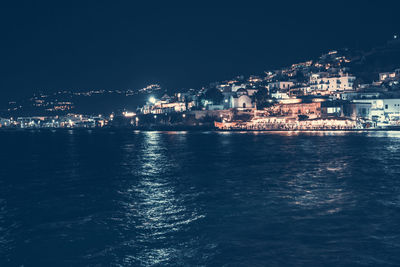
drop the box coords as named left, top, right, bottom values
left=0, top=1, right=399, bottom=100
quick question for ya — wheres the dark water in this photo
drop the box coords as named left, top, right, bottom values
left=1, top=130, right=400, bottom=266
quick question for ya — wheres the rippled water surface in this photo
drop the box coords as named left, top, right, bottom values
left=1, top=130, right=400, bottom=266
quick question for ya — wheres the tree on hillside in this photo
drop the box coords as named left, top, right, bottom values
left=294, top=71, right=308, bottom=83
left=253, top=88, right=273, bottom=110
left=352, top=77, right=364, bottom=90
left=202, top=87, right=224, bottom=105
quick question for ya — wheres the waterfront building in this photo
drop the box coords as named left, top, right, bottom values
left=320, top=101, right=345, bottom=118
left=215, top=116, right=358, bottom=130
left=0, top=118, right=11, bottom=127
left=266, top=101, right=322, bottom=119
left=17, top=117, right=46, bottom=128
left=345, top=102, right=372, bottom=120
left=353, top=99, right=400, bottom=122
left=141, top=96, right=187, bottom=114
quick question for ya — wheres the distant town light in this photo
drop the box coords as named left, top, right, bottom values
left=149, top=96, right=156, bottom=104
left=123, top=111, right=135, bottom=118
left=182, top=114, right=186, bottom=118
left=279, top=98, right=302, bottom=104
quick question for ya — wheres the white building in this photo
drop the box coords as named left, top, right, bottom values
left=271, top=91, right=290, bottom=99
left=230, top=95, right=253, bottom=109
left=230, top=89, right=253, bottom=109
left=353, top=99, right=400, bottom=122
left=141, top=98, right=186, bottom=114
left=310, top=72, right=356, bottom=92
left=348, top=102, right=372, bottom=120
left=268, top=81, right=294, bottom=91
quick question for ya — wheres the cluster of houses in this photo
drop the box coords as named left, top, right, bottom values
left=135, top=48, right=400, bottom=130
left=0, top=114, right=108, bottom=128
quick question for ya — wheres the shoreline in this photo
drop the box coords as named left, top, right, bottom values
left=1, top=126, right=400, bottom=132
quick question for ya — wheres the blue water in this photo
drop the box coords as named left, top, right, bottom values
left=1, top=130, right=400, bottom=266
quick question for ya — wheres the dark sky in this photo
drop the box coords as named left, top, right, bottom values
left=0, top=1, right=399, bottom=100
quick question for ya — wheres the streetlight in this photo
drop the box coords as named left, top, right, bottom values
left=149, top=96, right=156, bottom=104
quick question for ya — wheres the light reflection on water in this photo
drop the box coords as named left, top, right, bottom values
left=367, top=130, right=400, bottom=138
left=284, top=165, right=352, bottom=215
left=1, top=130, right=400, bottom=266
left=117, top=132, right=205, bottom=266
left=217, top=130, right=361, bottom=136
left=0, top=199, right=13, bottom=260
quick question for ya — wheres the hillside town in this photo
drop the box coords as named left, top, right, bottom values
left=122, top=36, right=400, bottom=131
left=1, top=36, right=400, bottom=130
